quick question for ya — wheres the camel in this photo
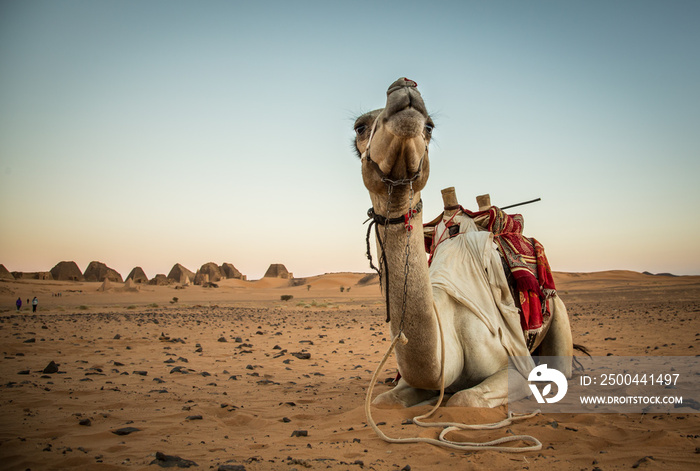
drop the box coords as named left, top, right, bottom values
left=354, top=78, right=574, bottom=408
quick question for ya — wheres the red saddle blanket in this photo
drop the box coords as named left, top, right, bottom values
left=425, top=206, right=556, bottom=336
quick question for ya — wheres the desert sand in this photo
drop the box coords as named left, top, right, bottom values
left=0, top=270, right=699, bottom=470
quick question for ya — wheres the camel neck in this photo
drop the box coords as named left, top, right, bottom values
left=376, top=205, right=440, bottom=387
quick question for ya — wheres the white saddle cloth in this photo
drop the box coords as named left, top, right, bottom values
left=428, top=213, right=535, bottom=377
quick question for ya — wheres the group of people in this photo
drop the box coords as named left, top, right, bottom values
left=15, top=297, right=38, bottom=312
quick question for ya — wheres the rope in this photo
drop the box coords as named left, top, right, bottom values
left=365, top=218, right=391, bottom=322
left=365, top=301, right=542, bottom=453
left=365, top=199, right=423, bottom=324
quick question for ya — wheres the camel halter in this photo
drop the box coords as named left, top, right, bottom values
left=361, top=79, right=429, bottom=189
left=361, top=119, right=428, bottom=189
left=362, top=82, right=542, bottom=454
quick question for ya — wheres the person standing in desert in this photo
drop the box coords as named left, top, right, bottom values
left=32, top=297, right=38, bottom=312
left=15, top=297, right=22, bottom=311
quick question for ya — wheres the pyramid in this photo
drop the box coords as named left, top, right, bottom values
left=124, top=278, right=140, bottom=291
left=264, top=263, right=292, bottom=279
left=221, top=263, right=245, bottom=280
left=194, top=271, right=209, bottom=285
left=195, top=262, right=223, bottom=285
left=167, top=264, right=194, bottom=284
left=0, top=265, right=15, bottom=280
left=126, top=267, right=149, bottom=284
left=97, top=278, right=113, bottom=292
left=50, top=261, right=84, bottom=281
left=83, top=261, right=123, bottom=282
left=149, top=274, right=169, bottom=286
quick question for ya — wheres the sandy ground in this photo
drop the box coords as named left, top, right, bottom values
left=0, top=271, right=698, bottom=470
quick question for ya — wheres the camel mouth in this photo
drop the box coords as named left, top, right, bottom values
left=386, top=108, right=427, bottom=138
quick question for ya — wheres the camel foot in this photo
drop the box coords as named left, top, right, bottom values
left=372, top=390, right=411, bottom=409
left=445, top=389, right=504, bottom=408
left=444, top=369, right=526, bottom=408
left=372, top=379, right=438, bottom=408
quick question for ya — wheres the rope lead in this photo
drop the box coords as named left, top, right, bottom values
left=364, top=302, right=542, bottom=453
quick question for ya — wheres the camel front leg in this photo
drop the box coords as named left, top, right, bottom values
left=372, top=378, right=440, bottom=408
left=445, top=368, right=530, bottom=408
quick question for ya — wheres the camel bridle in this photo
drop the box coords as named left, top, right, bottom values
left=362, top=133, right=428, bottom=190
left=360, top=100, right=429, bottom=190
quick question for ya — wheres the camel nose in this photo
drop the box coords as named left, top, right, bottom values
left=386, top=77, right=418, bottom=96
left=383, top=77, right=427, bottom=119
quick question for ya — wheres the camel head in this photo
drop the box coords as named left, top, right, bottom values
left=354, top=78, right=433, bottom=207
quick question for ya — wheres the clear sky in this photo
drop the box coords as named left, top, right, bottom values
left=1, top=0, right=699, bottom=280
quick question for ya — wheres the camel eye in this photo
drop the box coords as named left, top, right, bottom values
left=425, top=124, right=434, bottom=135
left=355, top=125, right=367, bottom=136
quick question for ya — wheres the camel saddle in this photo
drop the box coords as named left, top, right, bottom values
left=424, top=206, right=556, bottom=350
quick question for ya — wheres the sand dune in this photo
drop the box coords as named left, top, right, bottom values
left=0, top=271, right=698, bottom=470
